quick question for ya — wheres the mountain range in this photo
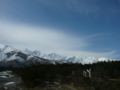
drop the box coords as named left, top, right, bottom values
left=0, top=44, right=109, bottom=68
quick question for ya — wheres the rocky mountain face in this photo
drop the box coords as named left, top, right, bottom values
left=0, top=44, right=109, bottom=68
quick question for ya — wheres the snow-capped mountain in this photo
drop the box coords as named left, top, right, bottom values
left=0, top=44, right=17, bottom=53
left=0, top=44, right=110, bottom=67
left=0, top=52, right=7, bottom=61
left=44, top=53, right=66, bottom=60
left=66, top=56, right=83, bottom=63
left=98, top=58, right=108, bottom=61
left=0, top=44, right=17, bottom=61
left=0, top=51, right=58, bottom=68
left=23, top=49, right=66, bottom=60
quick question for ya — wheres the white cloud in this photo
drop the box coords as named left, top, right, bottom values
left=0, top=20, right=87, bottom=51
left=0, top=20, right=117, bottom=58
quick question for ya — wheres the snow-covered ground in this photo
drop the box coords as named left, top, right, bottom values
left=0, top=76, right=8, bottom=78
left=0, top=71, right=12, bottom=76
left=0, top=71, right=22, bottom=90
left=4, top=82, right=16, bottom=85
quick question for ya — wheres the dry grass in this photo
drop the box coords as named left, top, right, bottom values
left=65, top=84, right=92, bottom=90
left=17, top=83, right=72, bottom=90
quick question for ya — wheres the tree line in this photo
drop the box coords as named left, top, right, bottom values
left=12, top=60, right=120, bottom=90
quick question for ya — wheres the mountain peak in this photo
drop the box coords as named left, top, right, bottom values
left=0, top=44, right=110, bottom=64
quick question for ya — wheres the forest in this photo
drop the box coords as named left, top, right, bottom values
left=10, top=60, right=120, bottom=90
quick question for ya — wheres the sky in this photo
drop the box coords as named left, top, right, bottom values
left=0, top=0, right=120, bottom=59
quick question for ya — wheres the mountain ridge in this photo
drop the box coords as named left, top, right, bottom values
left=0, top=44, right=110, bottom=67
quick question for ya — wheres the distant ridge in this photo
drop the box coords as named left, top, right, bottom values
left=0, top=44, right=110, bottom=67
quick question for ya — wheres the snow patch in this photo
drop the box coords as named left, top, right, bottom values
left=0, top=76, right=8, bottom=78
left=6, top=53, right=25, bottom=62
left=4, top=82, right=15, bottom=85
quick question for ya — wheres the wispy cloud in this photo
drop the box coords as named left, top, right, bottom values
left=0, top=20, right=87, bottom=52
left=0, top=20, right=117, bottom=58
left=35, top=0, right=99, bottom=14
left=65, top=0, right=98, bottom=14
left=56, top=50, right=117, bottom=59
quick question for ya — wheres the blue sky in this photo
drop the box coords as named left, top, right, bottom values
left=0, top=0, right=120, bottom=59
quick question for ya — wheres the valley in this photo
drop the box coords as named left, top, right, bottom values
left=0, top=44, right=120, bottom=90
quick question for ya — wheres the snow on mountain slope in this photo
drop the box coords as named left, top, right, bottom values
left=0, top=44, right=17, bottom=61
left=81, top=57, right=98, bottom=64
left=21, top=51, right=109, bottom=64
left=66, top=56, right=83, bottom=63
left=0, top=44, right=17, bottom=53
left=23, top=49, right=66, bottom=60
left=44, top=53, right=66, bottom=60
left=0, top=52, right=7, bottom=61
left=27, top=55, right=34, bottom=61
left=98, top=58, right=109, bottom=61
left=32, top=50, right=42, bottom=57
left=0, top=44, right=110, bottom=66
left=23, top=49, right=44, bottom=57
left=6, top=53, right=25, bottom=62
left=23, top=48, right=33, bottom=55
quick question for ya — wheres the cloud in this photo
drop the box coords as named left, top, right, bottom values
left=0, top=20, right=117, bottom=58
left=0, top=20, right=87, bottom=51
left=66, top=0, right=98, bottom=14
left=56, top=50, right=117, bottom=59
